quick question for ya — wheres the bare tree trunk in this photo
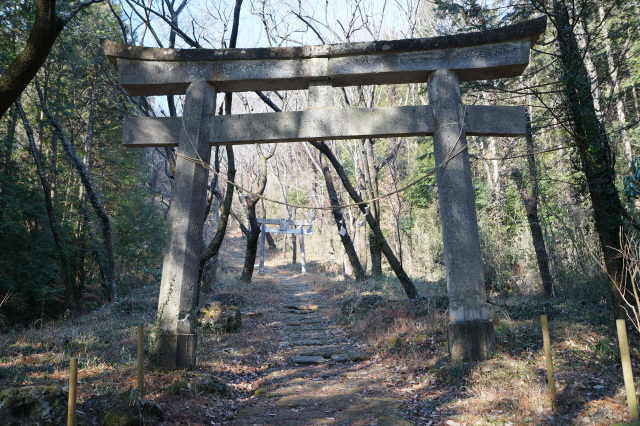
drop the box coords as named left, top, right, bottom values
left=358, top=138, right=382, bottom=276
left=574, top=27, right=603, bottom=119
left=35, top=80, right=117, bottom=302
left=598, top=1, right=632, bottom=167
left=554, top=1, right=627, bottom=317
left=479, top=137, right=494, bottom=193
left=266, top=232, right=276, bottom=249
left=311, top=141, right=419, bottom=298
left=16, top=98, right=75, bottom=315
left=241, top=196, right=261, bottom=282
left=511, top=109, right=555, bottom=299
left=292, top=233, right=297, bottom=264
left=304, top=143, right=365, bottom=280
left=72, top=86, right=97, bottom=304
left=198, top=145, right=235, bottom=298
left=241, top=146, right=275, bottom=282
left=0, top=106, right=18, bottom=248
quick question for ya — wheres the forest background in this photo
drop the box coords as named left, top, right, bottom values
left=1, top=0, right=639, bottom=327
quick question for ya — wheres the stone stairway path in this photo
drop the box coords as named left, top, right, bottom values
left=234, top=273, right=413, bottom=425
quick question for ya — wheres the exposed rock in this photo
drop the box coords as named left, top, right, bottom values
left=351, top=353, right=371, bottom=362
left=291, top=355, right=326, bottom=365
left=139, top=399, right=163, bottom=419
left=283, top=304, right=319, bottom=312
left=0, top=385, right=67, bottom=425
left=297, top=339, right=324, bottom=346
left=198, top=301, right=241, bottom=332
left=330, top=354, right=350, bottom=363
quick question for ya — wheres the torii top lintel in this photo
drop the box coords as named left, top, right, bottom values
left=102, top=17, right=546, bottom=96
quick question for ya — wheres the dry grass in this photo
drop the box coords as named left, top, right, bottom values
left=311, top=272, right=640, bottom=425
left=1, top=233, right=639, bottom=424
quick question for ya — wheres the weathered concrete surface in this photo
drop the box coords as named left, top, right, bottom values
left=448, top=321, right=496, bottom=360
left=155, top=81, right=216, bottom=369
left=123, top=104, right=525, bottom=147
left=103, top=17, right=546, bottom=95
left=103, top=17, right=545, bottom=64
left=428, top=69, right=495, bottom=360
left=109, top=39, right=531, bottom=95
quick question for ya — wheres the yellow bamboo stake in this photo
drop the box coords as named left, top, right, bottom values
left=67, top=358, right=78, bottom=426
left=541, top=315, right=556, bottom=396
left=616, top=319, right=639, bottom=420
left=137, top=324, right=144, bottom=396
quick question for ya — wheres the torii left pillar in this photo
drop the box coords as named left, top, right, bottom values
left=154, top=81, right=216, bottom=369
left=428, top=70, right=495, bottom=360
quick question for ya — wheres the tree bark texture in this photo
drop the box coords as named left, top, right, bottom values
left=554, top=1, right=627, bottom=317
left=0, top=0, right=103, bottom=119
left=358, top=137, right=382, bottom=275
left=323, top=159, right=366, bottom=281
left=0, top=1, right=64, bottom=118
left=240, top=194, right=261, bottom=282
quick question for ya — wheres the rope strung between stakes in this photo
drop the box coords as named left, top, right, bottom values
left=177, top=106, right=470, bottom=212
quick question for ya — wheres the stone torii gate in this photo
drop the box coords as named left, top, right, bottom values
left=103, top=17, right=546, bottom=369
left=256, top=218, right=315, bottom=275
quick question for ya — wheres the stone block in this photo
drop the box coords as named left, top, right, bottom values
left=152, top=333, right=196, bottom=370
left=0, top=385, right=67, bottom=425
left=291, top=355, right=326, bottom=365
left=447, top=321, right=495, bottom=361
left=197, top=302, right=241, bottom=332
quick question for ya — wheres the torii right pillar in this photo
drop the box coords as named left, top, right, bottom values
left=429, top=69, right=495, bottom=360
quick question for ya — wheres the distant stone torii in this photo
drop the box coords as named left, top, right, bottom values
left=102, top=16, right=547, bottom=369
left=256, top=218, right=316, bottom=275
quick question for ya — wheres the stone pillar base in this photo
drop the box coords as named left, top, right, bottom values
left=152, top=333, right=196, bottom=370
left=448, top=321, right=495, bottom=361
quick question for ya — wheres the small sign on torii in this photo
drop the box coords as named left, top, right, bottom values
left=102, top=17, right=546, bottom=369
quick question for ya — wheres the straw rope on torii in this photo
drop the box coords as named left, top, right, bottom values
left=175, top=133, right=576, bottom=212
left=177, top=95, right=575, bottom=213
left=175, top=105, right=469, bottom=212
left=102, top=16, right=547, bottom=369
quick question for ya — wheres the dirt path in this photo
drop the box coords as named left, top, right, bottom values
left=209, top=233, right=413, bottom=425
left=233, top=269, right=412, bottom=425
